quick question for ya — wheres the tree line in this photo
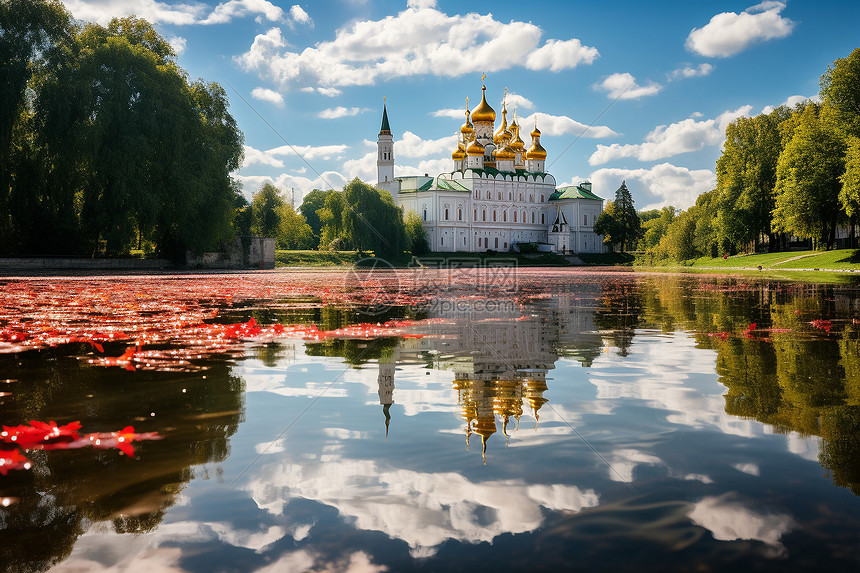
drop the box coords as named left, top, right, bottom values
left=600, top=48, right=860, bottom=262
left=248, top=178, right=428, bottom=258
left=1, top=0, right=244, bottom=259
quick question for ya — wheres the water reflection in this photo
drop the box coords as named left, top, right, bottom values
left=2, top=271, right=860, bottom=571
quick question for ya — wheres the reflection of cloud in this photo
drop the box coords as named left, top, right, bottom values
left=608, top=448, right=662, bottom=482
left=246, top=455, right=599, bottom=556
left=733, top=462, right=760, bottom=476
left=688, top=494, right=794, bottom=551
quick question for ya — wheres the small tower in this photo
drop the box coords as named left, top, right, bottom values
left=548, top=206, right=571, bottom=254
left=377, top=99, right=397, bottom=196
left=526, top=115, right=547, bottom=173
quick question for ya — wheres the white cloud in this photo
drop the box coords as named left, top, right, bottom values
left=686, top=1, right=795, bottom=58
left=395, top=132, right=458, bottom=158
left=317, top=87, right=343, bottom=97
left=235, top=171, right=349, bottom=203
left=688, top=495, right=795, bottom=550
left=594, top=72, right=662, bottom=100
left=242, top=144, right=284, bottom=168
left=589, top=105, right=752, bottom=165
left=589, top=164, right=717, bottom=210
left=289, top=4, right=312, bottom=26
left=167, top=36, right=187, bottom=54
left=760, top=94, right=819, bottom=114
left=266, top=144, right=350, bottom=161
left=521, top=113, right=618, bottom=139
left=407, top=0, right=438, bottom=8
left=200, top=0, right=285, bottom=25
left=63, top=0, right=299, bottom=26
left=669, top=63, right=714, bottom=80
left=250, top=87, right=284, bottom=105
left=431, top=108, right=467, bottom=119
left=236, top=4, right=598, bottom=91
left=504, top=92, right=535, bottom=111
left=318, top=106, right=370, bottom=119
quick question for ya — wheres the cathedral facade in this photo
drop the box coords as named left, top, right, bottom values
left=376, top=85, right=605, bottom=254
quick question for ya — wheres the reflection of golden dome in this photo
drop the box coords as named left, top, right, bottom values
left=471, top=85, right=496, bottom=123
left=523, top=378, right=549, bottom=428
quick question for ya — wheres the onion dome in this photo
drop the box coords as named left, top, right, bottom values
left=466, top=138, right=485, bottom=156
left=452, top=141, right=466, bottom=160
left=471, top=85, right=496, bottom=124
left=526, top=117, right=547, bottom=160
left=493, top=145, right=515, bottom=160
left=493, top=105, right=508, bottom=145
left=510, top=113, right=525, bottom=152
left=460, top=100, right=474, bottom=138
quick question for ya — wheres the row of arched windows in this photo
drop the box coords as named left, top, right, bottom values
left=473, top=189, right=546, bottom=202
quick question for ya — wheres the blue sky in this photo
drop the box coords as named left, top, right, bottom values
left=61, top=0, right=860, bottom=210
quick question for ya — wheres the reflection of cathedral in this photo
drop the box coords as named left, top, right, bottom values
left=376, top=281, right=603, bottom=462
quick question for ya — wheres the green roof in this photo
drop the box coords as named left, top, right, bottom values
left=549, top=183, right=603, bottom=202
left=463, top=167, right=548, bottom=179
left=436, top=178, right=469, bottom=191
left=379, top=104, right=391, bottom=134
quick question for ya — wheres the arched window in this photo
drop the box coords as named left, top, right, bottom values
left=441, top=236, right=444, bottom=246
left=513, top=211, right=517, bottom=223
left=498, top=192, right=502, bottom=200
left=495, top=237, right=498, bottom=248
left=503, top=210, right=507, bottom=222
left=584, top=215, right=587, bottom=225
left=423, top=209, right=427, bottom=221
left=485, top=238, right=488, bottom=248
left=531, top=212, right=535, bottom=224
left=493, top=210, right=497, bottom=222
left=482, top=209, right=486, bottom=222
left=522, top=210, right=526, bottom=222
left=540, top=194, right=544, bottom=202
left=530, top=194, right=533, bottom=202
left=474, top=208, right=478, bottom=221
left=445, top=208, right=449, bottom=220
left=458, top=208, right=462, bottom=220
left=464, top=236, right=467, bottom=245
left=541, top=213, right=545, bottom=225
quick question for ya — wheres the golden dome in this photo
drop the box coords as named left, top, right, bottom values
left=527, top=117, right=547, bottom=160
left=460, top=98, right=474, bottom=136
left=493, top=145, right=515, bottom=160
left=471, top=85, right=496, bottom=124
left=526, top=141, right=547, bottom=161
left=510, top=114, right=525, bottom=151
left=452, top=142, right=466, bottom=160
left=466, top=138, right=485, bottom=156
left=493, top=106, right=508, bottom=145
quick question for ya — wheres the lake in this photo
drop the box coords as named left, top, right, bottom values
left=2, top=267, right=860, bottom=572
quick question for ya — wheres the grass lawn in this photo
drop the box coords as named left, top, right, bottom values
left=275, top=250, right=364, bottom=267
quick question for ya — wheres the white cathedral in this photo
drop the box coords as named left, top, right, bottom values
left=376, top=84, right=605, bottom=254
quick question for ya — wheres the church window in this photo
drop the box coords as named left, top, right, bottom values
left=519, top=193, right=523, bottom=201
left=482, top=209, right=486, bottom=221
left=522, top=210, right=526, bottom=222
left=504, top=242, right=507, bottom=248
left=540, top=194, right=544, bottom=202
left=498, top=192, right=502, bottom=200
left=513, top=211, right=517, bottom=223
left=493, top=210, right=497, bottom=222
left=503, top=210, right=507, bottom=222
left=584, top=215, right=587, bottom=225
left=458, top=208, right=462, bottom=220
left=485, top=238, right=488, bottom=248
left=423, top=209, right=427, bottom=221
left=530, top=194, right=533, bottom=202
left=531, top=212, right=535, bottom=224
left=495, top=237, right=498, bottom=249
left=474, top=208, right=477, bottom=220
left=541, top=213, right=545, bottom=225
left=441, top=237, right=444, bottom=246
left=445, top=208, right=449, bottom=220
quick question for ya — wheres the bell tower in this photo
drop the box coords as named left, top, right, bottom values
left=377, top=99, right=397, bottom=196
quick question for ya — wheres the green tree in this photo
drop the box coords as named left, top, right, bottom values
left=277, top=204, right=315, bottom=249
left=840, top=137, right=860, bottom=245
left=404, top=210, right=429, bottom=255
left=319, top=189, right=349, bottom=250
left=820, top=47, right=860, bottom=139
left=639, top=206, right=675, bottom=251
left=251, top=183, right=286, bottom=238
left=299, top=189, right=328, bottom=247
left=716, top=108, right=790, bottom=253
left=594, top=181, right=641, bottom=252
left=343, top=178, right=405, bottom=258
left=773, top=104, right=846, bottom=249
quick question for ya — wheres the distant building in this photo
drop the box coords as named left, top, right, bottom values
left=375, top=84, right=605, bottom=254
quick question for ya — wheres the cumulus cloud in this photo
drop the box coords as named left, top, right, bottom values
left=266, top=143, right=350, bottom=161
left=504, top=92, right=535, bottom=111
left=395, top=132, right=458, bottom=158
left=235, top=171, right=348, bottom=203
left=669, top=63, right=714, bottom=80
left=250, top=87, right=284, bottom=105
left=236, top=4, right=598, bottom=92
left=318, top=106, right=369, bottom=119
left=589, top=105, right=752, bottom=165
left=62, top=0, right=313, bottom=26
left=686, top=1, right=795, bottom=58
left=522, top=113, right=618, bottom=139
left=594, top=73, right=662, bottom=100
left=589, top=164, right=717, bottom=210
left=760, top=94, right=819, bottom=114
left=242, top=144, right=285, bottom=168
left=167, top=36, right=187, bottom=54
left=431, top=108, right=467, bottom=119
